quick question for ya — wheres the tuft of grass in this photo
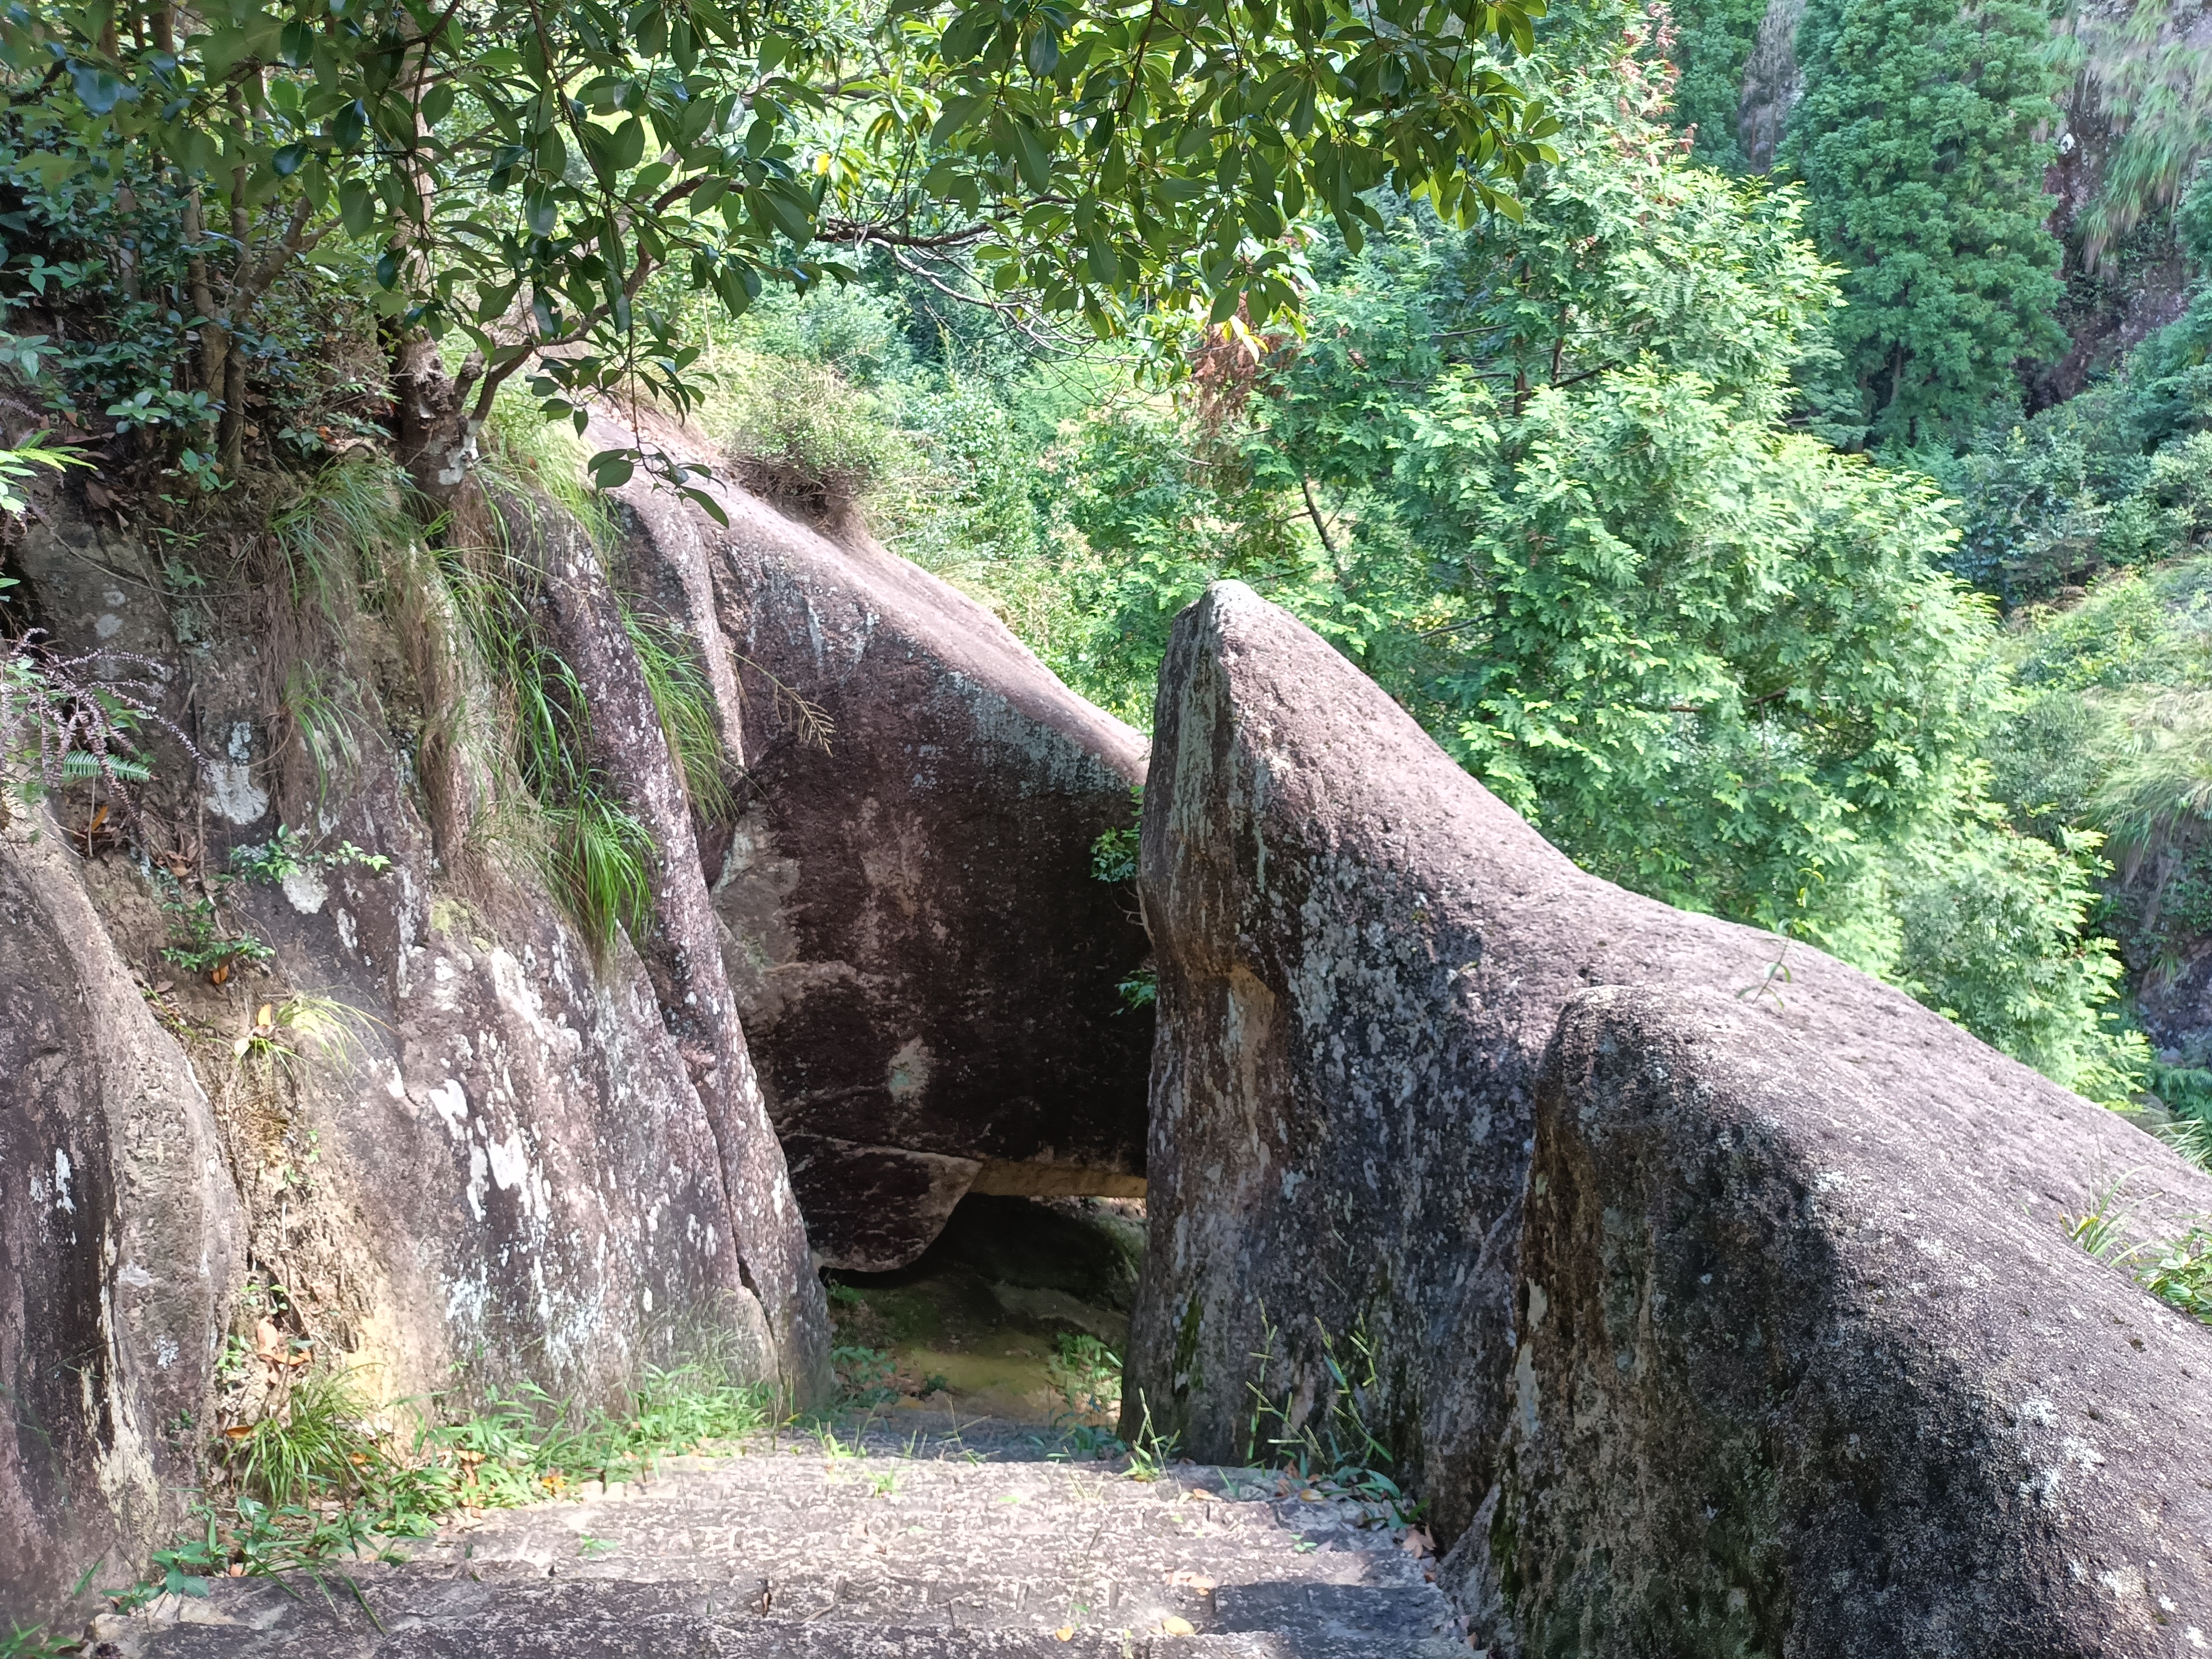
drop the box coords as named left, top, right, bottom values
left=231, top=994, right=384, bottom=1079
left=1047, top=1333, right=1123, bottom=1419
left=1122, top=1392, right=1181, bottom=1484
left=541, top=794, right=655, bottom=961
left=222, top=1368, right=383, bottom=1511
left=485, top=385, right=614, bottom=548
left=622, top=609, right=733, bottom=821
left=2063, top=1176, right=2137, bottom=1261
left=283, top=660, right=366, bottom=804
left=1240, top=1310, right=1412, bottom=1518
left=266, top=459, right=418, bottom=631
left=434, top=537, right=658, bottom=962
left=2073, top=25, right=2212, bottom=269
left=106, top=1358, right=776, bottom=1609
left=2156, top=1113, right=2212, bottom=1171
left=2062, top=1176, right=2212, bottom=1325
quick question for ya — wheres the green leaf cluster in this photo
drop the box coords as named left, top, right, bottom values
left=4, top=0, right=1559, bottom=473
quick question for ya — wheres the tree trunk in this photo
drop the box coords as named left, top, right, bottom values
left=393, top=336, right=483, bottom=505
left=218, top=347, right=247, bottom=474
left=498, top=483, right=832, bottom=1402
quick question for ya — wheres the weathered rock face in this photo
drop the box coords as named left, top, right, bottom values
left=1125, top=580, right=2212, bottom=1553
left=1463, top=987, right=2212, bottom=1656
left=502, top=484, right=828, bottom=1400
left=598, top=411, right=1154, bottom=1273
left=1, top=483, right=809, bottom=1621
left=0, top=826, right=244, bottom=1634
left=1734, top=0, right=1806, bottom=172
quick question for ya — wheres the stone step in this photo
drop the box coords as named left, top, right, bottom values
left=90, top=1425, right=1465, bottom=1659
left=124, top=1620, right=1464, bottom=1658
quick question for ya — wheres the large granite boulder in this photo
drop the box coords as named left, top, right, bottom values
left=1469, top=987, right=2212, bottom=1655
left=1125, top=580, right=2212, bottom=1555
left=598, top=410, right=1154, bottom=1272
left=1, top=483, right=804, bottom=1623
left=0, top=824, right=244, bottom=1635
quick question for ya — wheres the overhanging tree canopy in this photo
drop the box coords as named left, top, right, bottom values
left=3, top=0, right=1554, bottom=491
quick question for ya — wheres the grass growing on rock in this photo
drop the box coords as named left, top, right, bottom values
left=2064, top=1179, right=2212, bottom=1324
left=105, top=1359, right=778, bottom=1611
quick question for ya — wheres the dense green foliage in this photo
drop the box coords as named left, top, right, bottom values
left=1937, top=162, right=2212, bottom=604
left=2, top=0, right=1555, bottom=484
left=1781, top=0, right=2067, bottom=446
left=737, top=41, right=2143, bottom=1100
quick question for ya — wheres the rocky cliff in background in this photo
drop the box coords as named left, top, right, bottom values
left=1124, top=580, right=2212, bottom=1621
left=1724, top=0, right=2208, bottom=395
left=597, top=409, right=1154, bottom=1274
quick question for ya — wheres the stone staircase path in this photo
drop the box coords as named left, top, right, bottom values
left=90, top=1418, right=1465, bottom=1658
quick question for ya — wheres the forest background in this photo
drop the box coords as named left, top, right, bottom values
left=11, top=0, right=2212, bottom=1149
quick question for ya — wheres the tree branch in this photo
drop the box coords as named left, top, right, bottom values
left=816, top=217, right=1001, bottom=249
left=1300, top=475, right=1338, bottom=557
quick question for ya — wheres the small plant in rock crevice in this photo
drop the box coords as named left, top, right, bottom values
left=2063, top=1177, right=2212, bottom=1324
left=150, top=827, right=389, bottom=984
left=1122, top=1393, right=1182, bottom=1484
left=1243, top=1308, right=1415, bottom=1522
left=1047, top=1333, right=1123, bottom=1419
left=228, top=823, right=392, bottom=885
left=1, top=1623, right=79, bottom=1659
left=154, top=868, right=275, bottom=983
left=1088, top=786, right=1144, bottom=885
left=2063, top=1176, right=2139, bottom=1261
left=1089, top=786, right=1155, bottom=1010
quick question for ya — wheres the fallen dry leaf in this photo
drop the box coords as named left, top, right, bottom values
left=1165, top=1570, right=1217, bottom=1590
left=1052, top=1629, right=1074, bottom=1643
left=254, top=1317, right=285, bottom=1363
left=210, top=962, right=231, bottom=986
left=1160, top=1616, right=1196, bottom=1636
left=1399, top=1526, right=1434, bottom=1558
